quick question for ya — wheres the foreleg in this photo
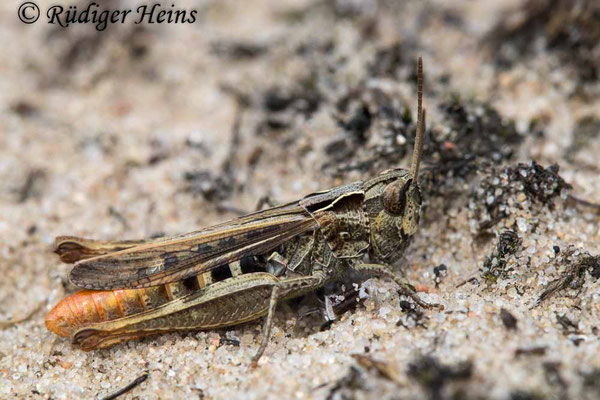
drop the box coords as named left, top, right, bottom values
left=352, top=263, right=442, bottom=309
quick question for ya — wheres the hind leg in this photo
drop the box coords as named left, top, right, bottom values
left=251, top=270, right=327, bottom=364
left=251, top=285, right=280, bottom=365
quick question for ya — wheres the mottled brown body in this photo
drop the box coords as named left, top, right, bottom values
left=46, top=223, right=341, bottom=348
left=46, top=58, right=432, bottom=361
left=46, top=173, right=414, bottom=347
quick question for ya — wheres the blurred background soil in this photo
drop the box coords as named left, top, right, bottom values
left=1, top=0, right=599, bottom=399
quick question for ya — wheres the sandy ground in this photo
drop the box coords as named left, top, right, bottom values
left=1, top=0, right=599, bottom=399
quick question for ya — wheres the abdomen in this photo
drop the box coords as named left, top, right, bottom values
left=45, top=286, right=174, bottom=337
left=45, top=264, right=257, bottom=339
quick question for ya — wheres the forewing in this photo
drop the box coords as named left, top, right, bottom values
left=68, top=203, right=318, bottom=290
left=55, top=237, right=158, bottom=263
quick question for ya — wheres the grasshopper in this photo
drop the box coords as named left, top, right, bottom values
left=46, top=58, right=436, bottom=363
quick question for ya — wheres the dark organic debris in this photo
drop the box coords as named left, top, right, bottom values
left=210, top=40, right=268, bottom=60
left=514, top=162, right=572, bottom=203
left=396, top=300, right=427, bottom=329
left=534, top=248, right=600, bottom=306
left=515, top=346, right=547, bottom=357
left=419, top=98, right=523, bottom=199
left=455, top=274, right=480, bottom=288
left=566, top=116, right=600, bottom=164
left=321, top=283, right=366, bottom=330
left=322, top=96, right=374, bottom=168
left=485, top=0, right=600, bottom=82
left=567, top=194, right=600, bottom=216
left=570, top=337, right=585, bottom=347
left=222, top=332, right=241, bottom=347
left=276, top=0, right=393, bottom=24
left=433, top=264, right=448, bottom=288
left=192, top=387, right=206, bottom=399
left=16, top=169, right=46, bottom=203
left=147, top=138, right=170, bottom=165
left=27, top=225, right=37, bottom=235
left=368, top=40, right=416, bottom=78
left=184, top=108, right=244, bottom=204
left=11, top=100, right=39, bottom=117
left=325, top=85, right=525, bottom=204
left=542, top=362, right=568, bottom=400
left=500, top=308, right=518, bottom=330
left=295, top=39, right=335, bottom=57
left=469, top=161, right=571, bottom=233
left=325, top=366, right=365, bottom=400
left=481, top=230, right=523, bottom=283
left=335, top=103, right=372, bottom=144
left=258, top=84, right=322, bottom=132
left=45, top=0, right=152, bottom=84
left=330, top=96, right=525, bottom=199
left=100, top=371, right=148, bottom=400
left=510, top=390, right=545, bottom=400
left=223, top=338, right=240, bottom=347
left=329, top=0, right=378, bottom=20
left=407, top=356, right=473, bottom=400
left=184, top=170, right=234, bottom=203
left=554, top=246, right=561, bottom=254
left=555, top=313, right=580, bottom=335
left=351, top=354, right=401, bottom=384
left=324, top=87, right=416, bottom=174
left=581, top=368, right=600, bottom=395
left=108, top=206, right=130, bottom=230
left=50, top=26, right=106, bottom=71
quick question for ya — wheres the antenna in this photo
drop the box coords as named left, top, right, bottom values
left=410, top=57, right=425, bottom=180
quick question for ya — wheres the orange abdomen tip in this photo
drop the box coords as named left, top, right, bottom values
left=46, top=290, right=88, bottom=337
left=45, top=289, right=144, bottom=337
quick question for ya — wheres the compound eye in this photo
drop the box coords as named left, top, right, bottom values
left=382, top=179, right=411, bottom=215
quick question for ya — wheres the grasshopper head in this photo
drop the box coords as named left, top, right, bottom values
left=364, top=57, right=426, bottom=262
left=363, top=168, right=422, bottom=262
